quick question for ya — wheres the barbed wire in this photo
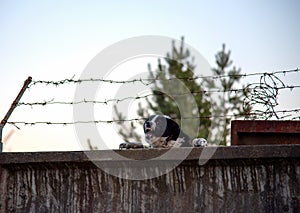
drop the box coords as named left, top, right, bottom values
left=5, top=68, right=300, bottom=128
left=28, top=68, right=299, bottom=87
left=7, top=108, right=300, bottom=126
left=243, top=71, right=300, bottom=119
left=18, top=84, right=300, bottom=107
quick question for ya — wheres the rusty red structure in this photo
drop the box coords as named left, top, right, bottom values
left=231, top=120, right=300, bottom=145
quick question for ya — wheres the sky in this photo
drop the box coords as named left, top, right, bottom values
left=0, top=0, right=299, bottom=151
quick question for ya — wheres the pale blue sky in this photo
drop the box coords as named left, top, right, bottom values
left=0, top=0, right=299, bottom=151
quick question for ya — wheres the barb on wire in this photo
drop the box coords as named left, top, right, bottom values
left=7, top=108, right=300, bottom=126
left=18, top=84, right=300, bottom=107
left=28, top=68, right=299, bottom=87
left=7, top=67, right=300, bottom=128
left=29, top=76, right=155, bottom=88
left=243, top=72, right=300, bottom=120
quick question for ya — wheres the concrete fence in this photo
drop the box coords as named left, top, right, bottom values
left=0, top=145, right=299, bottom=212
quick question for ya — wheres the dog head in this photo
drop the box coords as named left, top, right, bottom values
left=143, top=115, right=181, bottom=147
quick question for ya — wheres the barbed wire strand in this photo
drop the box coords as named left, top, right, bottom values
left=7, top=67, right=300, bottom=128
left=7, top=108, right=300, bottom=126
left=18, top=84, right=300, bottom=107
left=28, top=68, right=299, bottom=87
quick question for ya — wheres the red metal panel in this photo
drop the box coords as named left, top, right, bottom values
left=231, top=120, right=300, bottom=145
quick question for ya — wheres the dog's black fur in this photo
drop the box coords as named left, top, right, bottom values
left=119, top=115, right=192, bottom=149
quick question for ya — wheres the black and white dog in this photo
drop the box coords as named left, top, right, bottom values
left=119, top=115, right=207, bottom=149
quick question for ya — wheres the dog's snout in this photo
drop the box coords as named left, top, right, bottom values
left=145, top=121, right=155, bottom=133
left=145, top=121, right=152, bottom=127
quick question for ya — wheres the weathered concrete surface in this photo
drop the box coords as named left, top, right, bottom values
left=0, top=145, right=299, bottom=212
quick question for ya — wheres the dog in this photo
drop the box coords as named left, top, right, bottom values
left=119, top=115, right=207, bottom=149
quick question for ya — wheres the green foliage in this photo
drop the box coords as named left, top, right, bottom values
left=205, top=44, right=252, bottom=145
left=114, top=105, right=143, bottom=142
left=114, top=39, right=251, bottom=145
left=143, top=38, right=212, bottom=138
left=114, top=37, right=212, bottom=142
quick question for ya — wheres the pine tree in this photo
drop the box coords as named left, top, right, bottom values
left=114, top=37, right=212, bottom=142
left=205, top=44, right=252, bottom=145
left=114, top=40, right=251, bottom=146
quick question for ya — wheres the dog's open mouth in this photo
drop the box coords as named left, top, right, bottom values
left=145, top=127, right=152, bottom=133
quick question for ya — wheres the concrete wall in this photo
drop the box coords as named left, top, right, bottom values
left=0, top=145, right=299, bottom=212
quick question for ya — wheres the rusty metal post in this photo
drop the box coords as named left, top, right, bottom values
left=0, top=76, right=32, bottom=152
